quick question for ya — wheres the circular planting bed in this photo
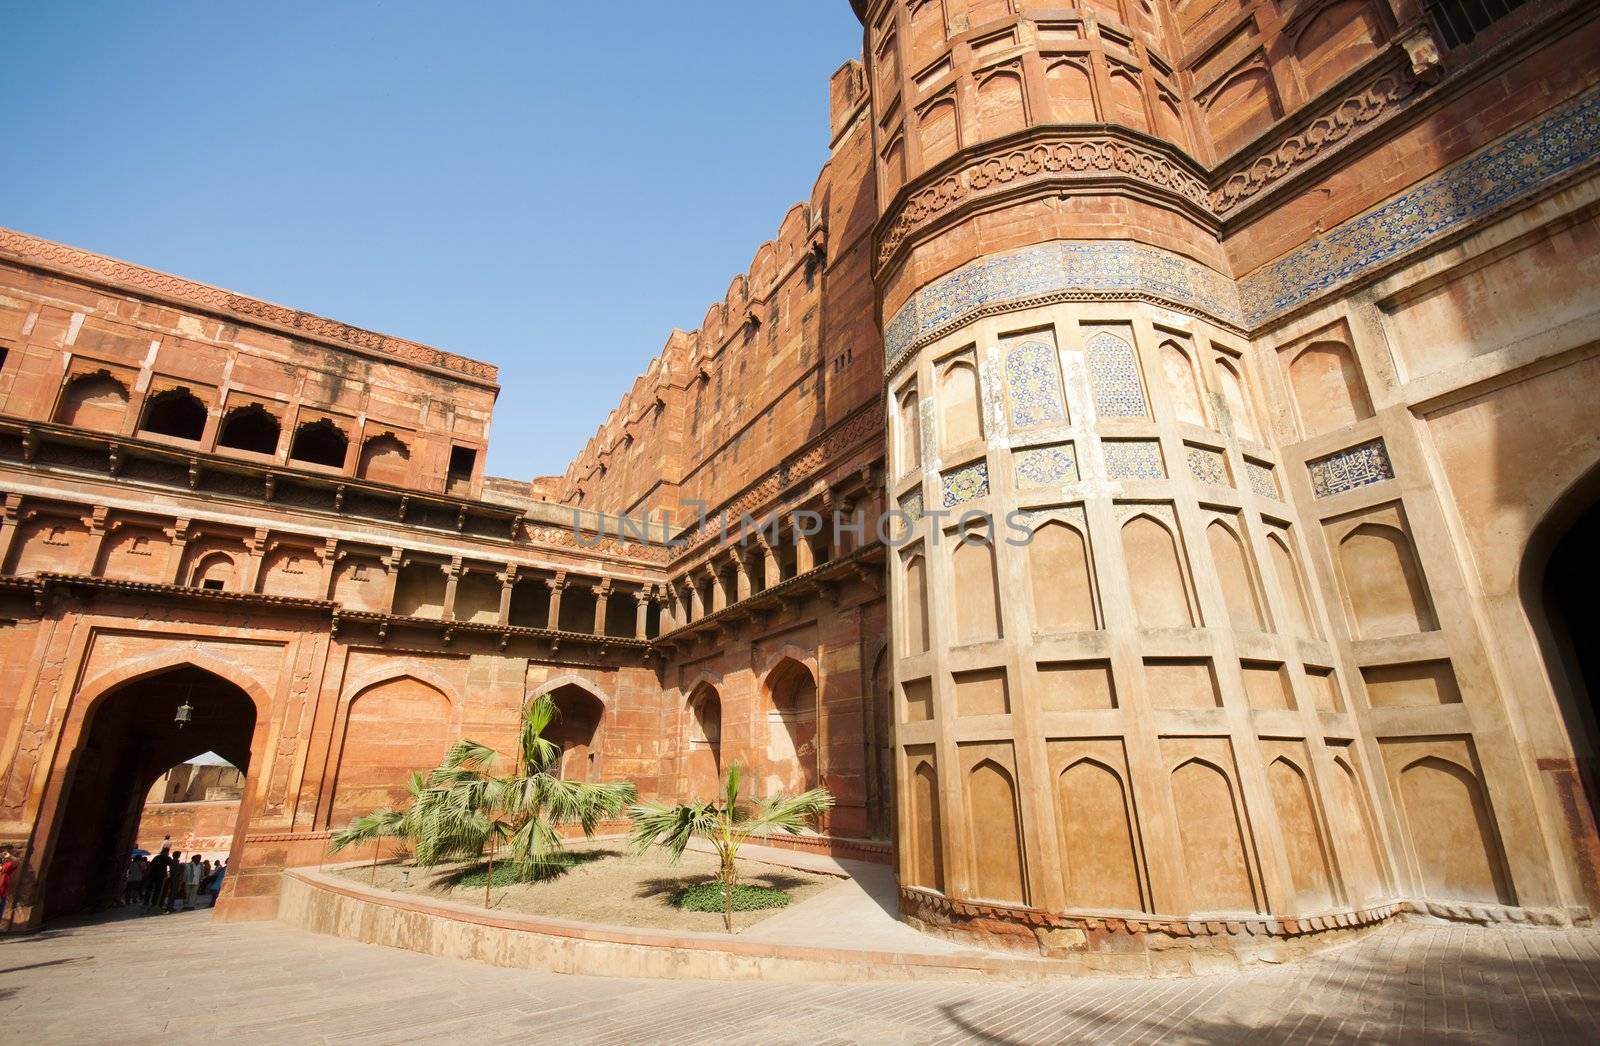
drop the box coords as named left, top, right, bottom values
left=330, top=842, right=835, bottom=932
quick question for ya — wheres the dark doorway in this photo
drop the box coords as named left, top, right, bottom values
left=1536, top=493, right=1600, bottom=831
left=42, top=666, right=256, bottom=919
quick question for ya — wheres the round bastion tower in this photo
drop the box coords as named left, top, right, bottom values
left=860, top=0, right=1393, bottom=964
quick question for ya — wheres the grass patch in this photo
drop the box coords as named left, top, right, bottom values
left=671, top=881, right=791, bottom=913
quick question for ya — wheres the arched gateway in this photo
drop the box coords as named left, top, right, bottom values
left=36, top=664, right=261, bottom=919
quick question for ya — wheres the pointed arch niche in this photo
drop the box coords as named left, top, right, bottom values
left=1329, top=506, right=1437, bottom=639
left=1027, top=515, right=1098, bottom=633
left=939, top=351, right=984, bottom=453
left=1206, top=516, right=1266, bottom=631
left=1169, top=750, right=1259, bottom=913
left=964, top=747, right=1028, bottom=904
left=1387, top=742, right=1514, bottom=905
left=1120, top=508, right=1197, bottom=628
left=330, top=675, right=454, bottom=827
left=685, top=682, right=722, bottom=799
left=906, top=746, right=945, bottom=892
left=1266, top=753, right=1336, bottom=911
left=764, top=657, right=820, bottom=794
left=1281, top=325, right=1373, bottom=438
left=896, top=385, right=922, bottom=476
left=1053, top=744, right=1144, bottom=911
left=1160, top=340, right=1208, bottom=427
left=952, top=531, right=1003, bottom=643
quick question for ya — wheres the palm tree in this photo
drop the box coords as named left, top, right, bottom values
left=329, top=771, right=430, bottom=883
left=419, top=692, right=636, bottom=905
left=628, top=763, right=833, bottom=932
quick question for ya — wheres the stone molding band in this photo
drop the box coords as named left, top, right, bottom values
left=0, top=228, right=499, bottom=384
left=875, top=128, right=1215, bottom=271
left=899, top=887, right=1579, bottom=946
left=883, top=239, right=1243, bottom=376
left=883, top=79, right=1600, bottom=373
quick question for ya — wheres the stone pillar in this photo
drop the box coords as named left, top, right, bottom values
left=792, top=513, right=815, bottom=575
left=381, top=547, right=403, bottom=613
left=244, top=528, right=270, bottom=592
left=634, top=588, right=652, bottom=639
left=442, top=557, right=463, bottom=620
left=545, top=571, right=567, bottom=631
left=165, top=519, right=193, bottom=584
left=318, top=538, right=339, bottom=599
left=759, top=535, right=780, bottom=590
left=592, top=578, right=611, bottom=636
left=707, top=563, right=726, bottom=614
left=0, top=494, right=22, bottom=570
left=688, top=576, right=704, bottom=621
left=496, top=565, right=517, bottom=626
left=734, top=548, right=754, bottom=602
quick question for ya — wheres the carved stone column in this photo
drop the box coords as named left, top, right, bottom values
left=442, top=557, right=463, bottom=620
left=545, top=571, right=567, bottom=631
left=633, top=588, right=652, bottom=639
left=496, top=564, right=518, bottom=626
left=166, top=519, right=193, bottom=584
left=592, top=578, right=611, bottom=636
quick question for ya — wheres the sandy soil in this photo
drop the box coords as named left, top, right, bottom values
left=331, top=841, right=837, bottom=933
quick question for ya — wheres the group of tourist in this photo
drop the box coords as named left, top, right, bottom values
left=122, top=841, right=225, bottom=913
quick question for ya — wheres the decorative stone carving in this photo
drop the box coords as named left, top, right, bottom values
left=1246, top=460, right=1279, bottom=501
left=1014, top=443, right=1077, bottom=488
left=1308, top=439, right=1394, bottom=498
left=886, top=242, right=1243, bottom=372
left=941, top=460, right=990, bottom=508
left=1212, top=69, right=1422, bottom=216
left=1186, top=446, right=1229, bottom=487
left=879, top=130, right=1211, bottom=267
left=1004, top=338, right=1066, bottom=428
left=1103, top=440, right=1165, bottom=481
left=1085, top=332, right=1149, bottom=419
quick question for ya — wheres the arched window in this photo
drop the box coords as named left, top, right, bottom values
left=289, top=418, right=349, bottom=468
left=216, top=403, right=281, bottom=455
left=357, top=433, right=411, bottom=484
left=55, top=370, right=130, bottom=430
left=139, top=387, right=207, bottom=441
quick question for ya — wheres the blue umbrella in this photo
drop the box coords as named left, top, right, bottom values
left=130, top=848, right=150, bottom=858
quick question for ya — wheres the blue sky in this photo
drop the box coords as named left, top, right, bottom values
left=6, top=1, right=864, bottom=478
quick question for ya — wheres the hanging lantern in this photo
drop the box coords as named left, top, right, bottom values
left=174, top=696, right=193, bottom=728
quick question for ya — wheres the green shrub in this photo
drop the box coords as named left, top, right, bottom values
left=671, top=881, right=790, bottom=913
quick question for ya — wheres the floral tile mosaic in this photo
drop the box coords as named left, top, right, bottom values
left=1308, top=439, right=1393, bottom=498
left=942, top=460, right=990, bottom=507
left=1085, top=330, right=1149, bottom=418
left=1004, top=338, right=1066, bottom=428
left=899, top=488, right=924, bottom=523
left=1245, top=460, right=1279, bottom=500
left=884, top=240, right=1243, bottom=370
left=1103, top=439, right=1165, bottom=481
left=1186, top=446, right=1229, bottom=487
left=1240, top=84, right=1600, bottom=327
left=1014, top=443, right=1077, bottom=487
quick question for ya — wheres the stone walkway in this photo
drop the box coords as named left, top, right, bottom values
left=5, top=908, right=1600, bottom=1043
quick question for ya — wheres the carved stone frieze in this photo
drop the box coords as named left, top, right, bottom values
left=877, top=131, right=1212, bottom=267
left=1211, top=67, right=1423, bottom=217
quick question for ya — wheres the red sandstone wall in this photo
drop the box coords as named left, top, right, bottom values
left=0, top=240, right=498, bottom=499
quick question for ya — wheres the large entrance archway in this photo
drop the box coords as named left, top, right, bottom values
left=1530, top=487, right=1600, bottom=835
left=41, top=665, right=257, bottom=919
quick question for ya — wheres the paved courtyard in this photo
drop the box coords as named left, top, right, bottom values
left=3, top=910, right=1598, bottom=1044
